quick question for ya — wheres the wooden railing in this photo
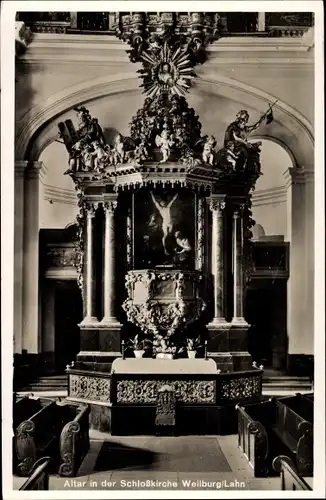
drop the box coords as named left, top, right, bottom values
left=19, top=456, right=52, bottom=490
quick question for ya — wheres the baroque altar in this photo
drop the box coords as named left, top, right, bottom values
left=62, top=12, right=274, bottom=434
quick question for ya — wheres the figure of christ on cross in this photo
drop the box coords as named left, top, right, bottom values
left=150, top=191, right=179, bottom=255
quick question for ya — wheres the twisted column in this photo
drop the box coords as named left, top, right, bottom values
left=101, top=199, right=119, bottom=325
left=80, top=203, right=99, bottom=325
left=209, top=197, right=228, bottom=324
left=231, top=205, right=247, bottom=325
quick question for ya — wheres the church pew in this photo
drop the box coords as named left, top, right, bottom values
left=236, top=399, right=283, bottom=477
left=15, top=400, right=82, bottom=476
left=270, top=397, right=313, bottom=476
left=58, top=403, right=90, bottom=477
left=19, top=456, right=52, bottom=491
left=13, top=396, right=53, bottom=472
left=236, top=396, right=313, bottom=477
left=272, top=455, right=312, bottom=491
left=277, top=393, right=313, bottom=424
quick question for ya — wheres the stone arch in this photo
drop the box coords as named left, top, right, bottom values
left=16, top=72, right=313, bottom=173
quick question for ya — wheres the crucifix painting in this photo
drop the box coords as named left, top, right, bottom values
left=133, top=188, right=195, bottom=269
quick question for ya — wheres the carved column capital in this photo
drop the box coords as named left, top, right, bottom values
left=208, top=197, right=226, bottom=214
left=104, top=200, right=118, bottom=215
left=85, top=203, right=98, bottom=218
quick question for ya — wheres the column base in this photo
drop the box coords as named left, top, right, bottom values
left=76, top=351, right=122, bottom=372
left=78, top=316, right=100, bottom=328
left=99, top=317, right=121, bottom=328
left=207, top=352, right=233, bottom=373
left=231, top=317, right=249, bottom=327
left=206, top=321, right=232, bottom=352
left=207, top=318, right=231, bottom=329
left=230, top=351, right=252, bottom=371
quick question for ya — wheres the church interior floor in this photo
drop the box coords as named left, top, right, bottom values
left=13, top=431, right=282, bottom=491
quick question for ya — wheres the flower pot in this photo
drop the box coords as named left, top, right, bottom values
left=134, top=349, right=145, bottom=358
left=187, top=350, right=196, bottom=359
left=156, top=353, right=173, bottom=360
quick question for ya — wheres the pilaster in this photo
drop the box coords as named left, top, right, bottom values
left=22, top=161, right=45, bottom=354
left=283, top=166, right=312, bottom=357
left=14, top=161, right=28, bottom=353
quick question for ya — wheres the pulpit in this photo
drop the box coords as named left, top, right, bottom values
left=62, top=12, right=275, bottom=433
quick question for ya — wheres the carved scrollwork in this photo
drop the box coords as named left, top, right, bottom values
left=116, top=379, right=215, bottom=404
left=248, top=419, right=270, bottom=476
left=104, top=200, right=118, bottom=215
left=220, top=375, right=262, bottom=400
left=69, top=374, right=111, bottom=402
left=296, top=422, right=313, bottom=476
left=85, top=202, right=99, bottom=218
left=46, top=247, right=77, bottom=268
left=196, top=197, right=205, bottom=270
left=209, top=199, right=226, bottom=213
left=15, top=420, right=36, bottom=476
left=155, top=385, right=176, bottom=427
left=59, top=421, right=80, bottom=477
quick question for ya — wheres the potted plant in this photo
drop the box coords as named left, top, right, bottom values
left=186, top=336, right=202, bottom=359
left=129, top=334, right=145, bottom=358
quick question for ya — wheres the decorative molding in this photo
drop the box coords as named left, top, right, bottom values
left=251, top=185, right=287, bottom=206
left=116, top=379, right=216, bottom=404
left=220, top=375, right=262, bottom=400
left=15, top=160, right=29, bottom=179
left=25, top=161, right=45, bottom=180
left=43, top=184, right=78, bottom=205
left=44, top=268, right=77, bottom=279
left=69, top=374, right=111, bottom=403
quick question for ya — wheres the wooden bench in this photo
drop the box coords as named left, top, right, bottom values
left=236, top=394, right=313, bottom=477
left=13, top=396, right=54, bottom=472
left=58, top=403, right=90, bottom=477
left=19, top=457, right=52, bottom=491
left=15, top=400, right=90, bottom=477
left=270, top=396, right=313, bottom=476
left=236, top=399, right=281, bottom=477
left=272, top=455, right=312, bottom=491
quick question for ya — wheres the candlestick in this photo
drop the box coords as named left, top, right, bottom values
left=204, top=340, right=208, bottom=360
left=121, top=340, right=125, bottom=359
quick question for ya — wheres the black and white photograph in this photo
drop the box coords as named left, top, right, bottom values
left=1, top=1, right=325, bottom=497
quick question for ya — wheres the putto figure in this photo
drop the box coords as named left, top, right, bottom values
left=91, top=141, right=110, bottom=171
left=202, top=135, right=216, bottom=165
left=155, top=129, right=174, bottom=163
left=113, top=133, right=125, bottom=164
left=150, top=192, right=178, bottom=255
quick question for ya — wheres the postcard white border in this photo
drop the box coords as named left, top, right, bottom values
left=1, top=1, right=324, bottom=499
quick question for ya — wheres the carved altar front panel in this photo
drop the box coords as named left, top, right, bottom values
left=69, top=374, right=111, bottom=403
left=116, top=379, right=216, bottom=404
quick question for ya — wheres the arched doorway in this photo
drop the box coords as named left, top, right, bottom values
left=245, top=139, right=293, bottom=369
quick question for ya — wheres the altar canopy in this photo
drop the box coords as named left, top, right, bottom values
left=62, top=12, right=274, bottom=434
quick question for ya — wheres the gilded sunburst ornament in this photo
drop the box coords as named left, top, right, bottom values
left=138, top=42, right=196, bottom=97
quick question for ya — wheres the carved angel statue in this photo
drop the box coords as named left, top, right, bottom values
left=112, top=133, right=125, bottom=165
left=81, top=145, right=94, bottom=171
left=132, top=140, right=149, bottom=165
left=155, top=129, right=174, bottom=163
left=91, top=140, right=110, bottom=171
left=202, top=135, right=216, bottom=165
left=216, top=141, right=239, bottom=171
